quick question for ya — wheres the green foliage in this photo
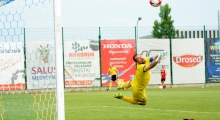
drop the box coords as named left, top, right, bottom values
left=152, top=4, right=178, bottom=39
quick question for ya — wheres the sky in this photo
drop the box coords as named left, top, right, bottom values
left=61, top=0, right=220, bottom=28
left=0, top=0, right=220, bottom=40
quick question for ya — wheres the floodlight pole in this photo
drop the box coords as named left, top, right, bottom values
left=136, top=17, right=142, bottom=40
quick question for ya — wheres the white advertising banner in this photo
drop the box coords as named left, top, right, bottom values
left=26, top=41, right=56, bottom=89
left=64, top=40, right=100, bottom=87
left=172, top=39, right=205, bottom=84
left=137, top=39, right=171, bottom=85
left=0, top=42, right=25, bottom=90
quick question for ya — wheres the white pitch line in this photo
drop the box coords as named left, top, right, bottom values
left=69, top=106, right=220, bottom=114
left=2, top=105, right=220, bottom=115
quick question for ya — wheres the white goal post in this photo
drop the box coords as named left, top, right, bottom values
left=54, top=0, right=65, bottom=119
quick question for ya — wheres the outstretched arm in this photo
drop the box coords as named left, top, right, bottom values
left=143, top=55, right=159, bottom=72
left=143, top=60, right=158, bottom=72
left=149, top=55, right=159, bottom=62
left=153, top=54, right=159, bottom=61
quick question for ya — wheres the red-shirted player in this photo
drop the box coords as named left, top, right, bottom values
left=160, top=65, right=166, bottom=89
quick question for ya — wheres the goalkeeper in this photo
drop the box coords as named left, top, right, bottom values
left=114, top=51, right=167, bottom=105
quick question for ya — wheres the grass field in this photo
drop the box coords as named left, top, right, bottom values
left=0, top=87, right=220, bottom=120
left=65, top=87, right=220, bottom=120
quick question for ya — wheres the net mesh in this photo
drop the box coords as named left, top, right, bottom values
left=0, top=0, right=57, bottom=119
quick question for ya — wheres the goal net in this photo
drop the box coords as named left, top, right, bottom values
left=0, top=0, right=64, bottom=119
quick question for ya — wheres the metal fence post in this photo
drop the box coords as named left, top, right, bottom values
left=98, top=27, right=102, bottom=89
left=169, top=26, right=173, bottom=87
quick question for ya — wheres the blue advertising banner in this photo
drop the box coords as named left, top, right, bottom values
left=206, top=38, right=220, bottom=83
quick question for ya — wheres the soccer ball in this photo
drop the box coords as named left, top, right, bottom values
left=150, top=0, right=162, bottom=7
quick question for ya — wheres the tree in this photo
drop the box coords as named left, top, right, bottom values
left=152, top=4, right=178, bottom=39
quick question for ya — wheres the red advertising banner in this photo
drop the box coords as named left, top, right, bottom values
left=0, top=84, right=25, bottom=91
left=101, top=39, right=136, bottom=86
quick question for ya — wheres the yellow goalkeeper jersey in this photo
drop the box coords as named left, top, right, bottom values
left=108, top=67, right=118, bottom=75
left=132, top=56, right=151, bottom=90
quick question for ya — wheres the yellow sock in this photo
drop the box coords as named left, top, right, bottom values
left=108, top=81, right=112, bottom=90
left=118, top=81, right=131, bottom=89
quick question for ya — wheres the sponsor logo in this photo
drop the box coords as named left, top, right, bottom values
left=70, top=42, right=95, bottom=57
left=37, top=44, right=52, bottom=64
left=210, top=45, right=220, bottom=51
left=72, top=42, right=88, bottom=53
left=173, top=54, right=203, bottom=67
left=0, top=47, right=21, bottom=53
left=103, top=44, right=132, bottom=48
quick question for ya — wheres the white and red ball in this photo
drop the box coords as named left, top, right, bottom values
left=150, top=0, right=162, bottom=7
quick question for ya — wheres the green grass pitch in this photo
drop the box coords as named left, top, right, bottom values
left=0, top=87, right=220, bottom=120
left=65, top=87, right=220, bottom=120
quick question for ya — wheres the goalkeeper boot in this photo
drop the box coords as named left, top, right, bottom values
left=113, top=93, right=123, bottom=99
